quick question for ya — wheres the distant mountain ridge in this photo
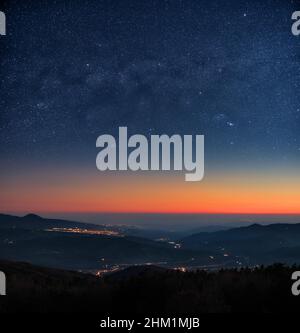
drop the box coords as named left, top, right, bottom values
left=0, top=213, right=187, bottom=240
left=0, top=213, right=211, bottom=270
left=0, top=213, right=106, bottom=230
left=181, top=222, right=300, bottom=265
left=2, top=213, right=300, bottom=269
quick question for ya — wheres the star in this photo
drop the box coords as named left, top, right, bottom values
left=226, top=121, right=235, bottom=127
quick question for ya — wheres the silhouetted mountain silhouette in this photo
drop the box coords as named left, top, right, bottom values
left=23, top=213, right=43, bottom=220
left=1, top=260, right=299, bottom=313
left=181, top=222, right=300, bottom=264
left=2, top=213, right=300, bottom=269
left=0, top=213, right=208, bottom=269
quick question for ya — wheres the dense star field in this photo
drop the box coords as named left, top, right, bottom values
left=1, top=0, right=300, bottom=164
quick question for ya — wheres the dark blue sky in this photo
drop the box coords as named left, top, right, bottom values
left=1, top=0, right=300, bottom=171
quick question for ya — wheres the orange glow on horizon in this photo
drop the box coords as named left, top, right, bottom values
left=1, top=167, right=300, bottom=215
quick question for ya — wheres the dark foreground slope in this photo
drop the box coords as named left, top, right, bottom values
left=0, top=260, right=299, bottom=313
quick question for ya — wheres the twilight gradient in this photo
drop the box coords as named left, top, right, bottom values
left=0, top=0, right=300, bottom=216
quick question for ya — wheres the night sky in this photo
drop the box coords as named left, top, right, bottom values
left=1, top=0, right=300, bottom=216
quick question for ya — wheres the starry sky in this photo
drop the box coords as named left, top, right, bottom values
left=1, top=0, right=300, bottom=217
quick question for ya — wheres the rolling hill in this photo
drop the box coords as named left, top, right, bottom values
left=181, top=223, right=300, bottom=265
left=0, top=213, right=212, bottom=270
left=1, top=259, right=299, bottom=313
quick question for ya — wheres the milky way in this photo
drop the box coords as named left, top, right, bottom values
left=1, top=0, right=300, bottom=171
